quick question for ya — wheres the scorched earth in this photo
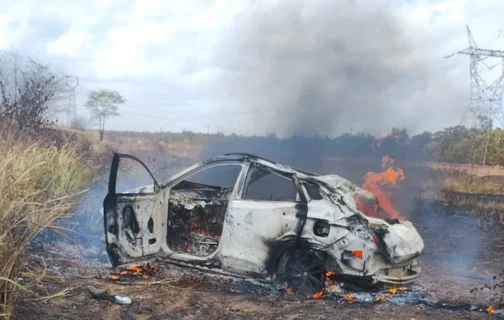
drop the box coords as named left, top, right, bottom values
left=11, top=154, right=504, bottom=320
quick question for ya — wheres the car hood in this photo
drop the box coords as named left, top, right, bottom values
left=309, top=174, right=425, bottom=262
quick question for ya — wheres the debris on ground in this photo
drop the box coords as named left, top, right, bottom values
left=87, top=286, right=132, bottom=305
left=102, top=263, right=159, bottom=281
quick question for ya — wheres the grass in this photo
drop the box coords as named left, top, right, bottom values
left=0, top=130, right=101, bottom=319
left=424, top=161, right=504, bottom=177
left=405, top=166, right=504, bottom=223
left=441, top=177, right=504, bottom=195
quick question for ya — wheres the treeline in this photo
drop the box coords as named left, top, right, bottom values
left=108, top=125, right=504, bottom=166
left=205, top=126, right=504, bottom=166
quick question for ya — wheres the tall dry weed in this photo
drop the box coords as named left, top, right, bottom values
left=0, top=130, right=100, bottom=318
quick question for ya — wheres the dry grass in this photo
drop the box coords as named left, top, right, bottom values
left=422, top=161, right=504, bottom=178
left=55, top=126, right=203, bottom=159
left=0, top=130, right=100, bottom=319
left=411, top=167, right=504, bottom=223
left=441, top=178, right=504, bottom=195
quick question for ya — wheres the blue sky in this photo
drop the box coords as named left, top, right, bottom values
left=1, top=0, right=503, bottom=137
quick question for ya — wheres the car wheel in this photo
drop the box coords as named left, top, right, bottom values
left=284, top=248, right=326, bottom=295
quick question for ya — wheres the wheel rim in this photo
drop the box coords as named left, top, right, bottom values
left=285, top=249, right=326, bottom=295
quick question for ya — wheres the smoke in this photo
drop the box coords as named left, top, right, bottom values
left=212, top=0, right=467, bottom=137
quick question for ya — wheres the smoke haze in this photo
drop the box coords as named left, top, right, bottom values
left=212, top=0, right=467, bottom=137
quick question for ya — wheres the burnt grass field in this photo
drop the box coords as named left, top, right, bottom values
left=11, top=158, right=504, bottom=320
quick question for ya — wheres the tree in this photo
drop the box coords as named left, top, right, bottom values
left=0, top=52, right=67, bottom=131
left=85, top=89, right=125, bottom=141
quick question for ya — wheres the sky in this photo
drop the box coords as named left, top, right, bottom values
left=0, top=0, right=504, bottom=137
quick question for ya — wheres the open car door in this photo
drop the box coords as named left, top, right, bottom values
left=103, top=153, right=163, bottom=267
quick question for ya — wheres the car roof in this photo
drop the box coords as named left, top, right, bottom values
left=205, top=153, right=320, bottom=177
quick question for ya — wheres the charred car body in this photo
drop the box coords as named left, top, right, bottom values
left=103, top=153, right=424, bottom=293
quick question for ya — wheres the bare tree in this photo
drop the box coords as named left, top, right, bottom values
left=0, top=52, right=67, bottom=131
left=85, top=89, right=125, bottom=141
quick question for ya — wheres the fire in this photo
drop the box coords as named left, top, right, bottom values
left=105, top=263, right=159, bottom=281
left=375, top=295, right=388, bottom=302
left=344, top=293, right=356, bottom=303
left=388, top=286, right=408, bottom=294
left=325, top=271, right=336, bottom=285
left=487, top=306, right=496, bottom=314
left=285, top=287, right=293, bottom=293
left=312, top=290, right=324, bottom=299
left=358, top=155, right=405, bottom=220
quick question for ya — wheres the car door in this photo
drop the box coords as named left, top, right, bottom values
left=218, top=162, right=307, bottom=277
left=103, top=153, right=164, bottom=267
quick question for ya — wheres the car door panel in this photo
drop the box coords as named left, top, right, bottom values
left=103, top=153, right=163, bottom=267
left=218, top=162, right=308, bottom=276
left=219, top=200, right=300, bottom=275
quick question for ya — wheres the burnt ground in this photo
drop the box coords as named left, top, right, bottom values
left=9, top=198, right=504, bottom=320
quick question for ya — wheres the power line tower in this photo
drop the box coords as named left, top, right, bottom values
left=445, top=26, right=504, bottom=165
left=65, top=75, right=79, bottom=127
left=445, top=26, right=504, bottom=129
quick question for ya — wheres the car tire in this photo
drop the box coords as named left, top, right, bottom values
left=283, top=248, right=326, bottom=295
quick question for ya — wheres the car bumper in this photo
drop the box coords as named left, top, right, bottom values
left=373, top=259, right=421, bottom=284
left=379, top=220, right=425, bottom=265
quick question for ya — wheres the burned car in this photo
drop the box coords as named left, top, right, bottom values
left=103, top=153, right=424, bottom=294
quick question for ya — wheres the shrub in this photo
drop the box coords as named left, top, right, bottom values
left=0, top=129, right=101, bottom=318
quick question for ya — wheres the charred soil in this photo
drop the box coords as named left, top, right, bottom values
left=11, top=202, right=504, bottom=320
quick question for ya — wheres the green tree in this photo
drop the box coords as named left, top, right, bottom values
left=85, top=89, right=125, bottom=141
left=429, top=126, right=474, bottom=163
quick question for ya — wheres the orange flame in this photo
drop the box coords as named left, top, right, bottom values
left=487, top=306, right=496, bottom=314
left=312, top=290, right=324, bottom=299
left=325, top=271, right=337, bottom=285
left=358, top=155, right=405, bottom=220
left=388, top=286, right=408, bottom=294
left=375, top=295, right=388, bottom=302
left=106, top=264, right=159, bottom=281
left=285, top=287, right=293, bottom=293
left=344, top=293, right=356, bottom=303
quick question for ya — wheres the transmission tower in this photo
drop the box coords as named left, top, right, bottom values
left=65, top=75, right=79, bottom=127
left=445, top=26, right=504, bottom=164
left=445, top=26, right=504, bottom=125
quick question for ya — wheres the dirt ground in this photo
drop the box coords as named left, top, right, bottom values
left=10, top=200, right=504, bottom=320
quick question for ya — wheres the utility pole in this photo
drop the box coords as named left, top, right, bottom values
left=65, top=75, right=79, bottom=127
left=445, top=26, right=504, bottom=165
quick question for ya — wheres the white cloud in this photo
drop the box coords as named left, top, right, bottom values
left=0, top=0, right=503, bottom=134
left=46, top=31, right=91, bottom=56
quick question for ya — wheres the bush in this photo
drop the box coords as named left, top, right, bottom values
left=0, top=129, right=102, bottom=318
